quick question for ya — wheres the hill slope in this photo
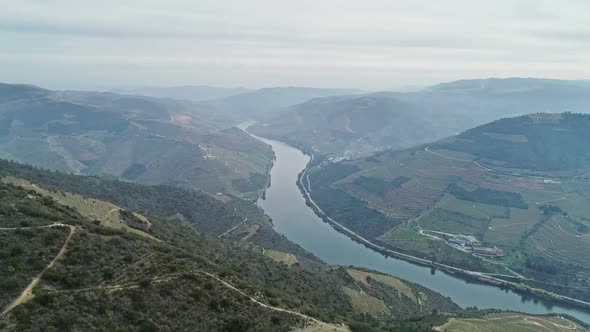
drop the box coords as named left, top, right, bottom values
left=305, top=113, right=590, bottom=305
left=204, top=87, right=365, bottom=122
left=0, top=160, right=471, bottom=331
left=0, top=83, right=272, bottom=200
left=433, top=113, right=590, bottom=171
left=250, top=93, right=469, bottom=159
left=251, top=78, right=590, bottom=159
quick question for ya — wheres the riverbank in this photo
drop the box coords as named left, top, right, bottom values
left=296, top=152, right=590, bottom=313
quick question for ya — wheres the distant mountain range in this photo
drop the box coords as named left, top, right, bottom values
left=428, top=77, right=590, bottom=93
left=250, top=78, right=590, bottom=159
left=202, top=86, right=367, bottom=122
left=2, top=78, right=589, bottom=198
left=113, top=85, right=366, bottom=122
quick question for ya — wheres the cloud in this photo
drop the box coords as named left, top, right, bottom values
left=1, top=0, right=589, bottom=89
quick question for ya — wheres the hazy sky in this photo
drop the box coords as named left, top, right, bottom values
left=2, top=0, right=590, bottom=90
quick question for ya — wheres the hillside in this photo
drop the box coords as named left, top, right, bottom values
left=203, top=87, right=365, bottom=122
left=0, top=159, right=476, bottom=331
left=0, top=83, right=273, bottom=200
left=305, top=113, right=590, bottom=305
left=433, top=113, right=590, bottom=171
left=250, top=93, right=469, bottom=159
left=251, top=78, right=590, bottom=159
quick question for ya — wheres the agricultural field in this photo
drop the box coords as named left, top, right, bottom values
left=346, top=268, right=417, bottom=303
left=1, top=176, right=156, bottom=240
left=293, top=321, right=350, bottom=332
left=417, top=208, right=490, bottom=238
left=525, top=215, right=590, bottom=267
left=436, top=193, right=509, bottom=220
left=339, top=267, right=460, bottom=320
left=435, top=313, right=586, bottom=332
left=484, top=207, right=541, bottom=246
left=342, top=286, right=390, bottom=316
left=264, top=249, right=298, bottom=266
left=377, top=223, right=434, bottom=255
left=308, top=114, right=590, bottom=302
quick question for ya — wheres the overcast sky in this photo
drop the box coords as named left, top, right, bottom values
left=1, top=0, right=589, bottom=90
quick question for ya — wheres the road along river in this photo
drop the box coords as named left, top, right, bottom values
left=243, top=127, right=590, bottom=324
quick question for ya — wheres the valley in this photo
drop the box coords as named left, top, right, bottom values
left=250, top=79, right=590, bottom=161
left=2, top=79, right=590, bottom=331
left=6, top=1, right=590, bottom=330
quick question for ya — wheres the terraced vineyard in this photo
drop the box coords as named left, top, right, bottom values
left=1, top=176, right=156, bottom=240
left=307, top=113, right=590, bottom=304
left=264, top=249, right=298, bottom=266
left=342, top=287, right=390, bottom=316
left=346, top=269, right=418, bottom=303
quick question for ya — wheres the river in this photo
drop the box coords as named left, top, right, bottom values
left=243, top=126, right=590, bottom=324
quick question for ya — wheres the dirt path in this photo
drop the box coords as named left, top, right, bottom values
left=1, top=220, right=346, bottom=329
left=198, top=271, right=349, bottom=331
left=418, top=229, right=442, bottom=241
left=41, top=269, right=349, bottom=331
left=218, top=218, right=247, bottom=238
left=0, top=222, right=68, bottom=231
left=488, top=222, right=531, bottom=231
left=0, top=224, right=76, bottom=317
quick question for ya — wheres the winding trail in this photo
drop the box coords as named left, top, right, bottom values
left=36, top=269, right=348, bottom=331
left=218, top=218, right=248, bottom=238
left=197, top=271, right=349, bottom=331
left=0, top=223, right=76, bottom=317
left=0, top=219, right=346, bottom=330
left=424, top=146, right=510, bottom=175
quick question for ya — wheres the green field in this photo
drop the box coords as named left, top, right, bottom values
left=378, top=223, right=433, bottom=254
left=418, top=208, right=490, bottom=239
left=346, top=268, right=417, bottom=302
left=526, top=215, right=590, bottom=267
left=484, top=207, right=541, bottom=246
left=264, top=249, right=298, bottom=266
left=436, top=194, right=509, bottom=220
